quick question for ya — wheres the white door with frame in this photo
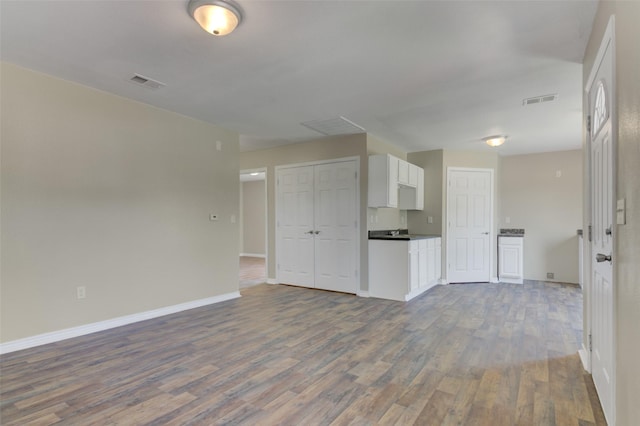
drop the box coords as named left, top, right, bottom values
left=587, top=16, right=616, bottom=426
left=446, top=168, right=493, bottom=283
left=276, top=159, right=359, bottom=294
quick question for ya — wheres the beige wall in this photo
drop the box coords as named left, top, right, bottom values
left=500, top=151, right=582, bottom=283
left=239, top=134, right=368, bottom=290
left=407, top=150, right=444, bottom=235
left=241, top=180, right=266, bottom=256
left=366, top=134, right=408, bottom=231
left=442, top=151, right=501, bottom=281
left=1, top=63, right=240, bottom=343
left=583, top=2, right=640, bottom=424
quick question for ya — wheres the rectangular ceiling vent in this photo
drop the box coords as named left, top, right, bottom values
left=129, top=74, right=165, bottom=90
left=301, top=116, right=365, bottom=136
left=522, top=93, right=558, bottom=106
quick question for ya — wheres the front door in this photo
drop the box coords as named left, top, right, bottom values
left=587, top=16, right=615, bottom=425
left=446, top=168, right=493, bottom=283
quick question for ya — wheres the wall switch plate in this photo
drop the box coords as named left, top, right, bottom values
left=216, top=141, right=222, bottom=151
left=77, top=286, right=86, bottom=299
left=556, top=170, right=562, bottom=178
left=209, top=214, right=218, bottom=221
left=506, top=216, right=511, bottom=224
left=428, top=216, right=433, bottom=224
left=230, top=214, right=236, bottom=224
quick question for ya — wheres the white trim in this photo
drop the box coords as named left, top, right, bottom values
left=0, top=292, right=240, bottom=355
left=579, top=344, right=591, bottom=372
left=438, top=278, right=449, bottom=285
left=490, top=276, right=500, bottom=284
left=266, top=278, right=279, bottom=285
left=240, top=253, right=266, bottom=258
left=357, top=290, right=370, bottom=298
left=585, top=16, right=615, bottom=92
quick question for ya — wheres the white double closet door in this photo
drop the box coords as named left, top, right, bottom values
left=276, top=159, right=358, bottom=294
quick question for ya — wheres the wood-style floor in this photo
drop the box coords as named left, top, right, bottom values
left=239, top=256, right=266, bottom=289
left=0, top=281, right=605, bottom=425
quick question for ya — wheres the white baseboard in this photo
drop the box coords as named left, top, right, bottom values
left=490, top=276, right=500, bottom=283
left=0, top=291, right=240, bottom=355
left=438, top=278, right=448, bottom=285
left=357, top=290, right=370, bottom=298
left=266, top=278, right=278, bottom=284
left=240, top=253, right=266, bottom=258
left=579, top=344, right=591, bottom=372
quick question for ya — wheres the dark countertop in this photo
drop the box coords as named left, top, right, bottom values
left=499, top=228, right=525, bottom=237
left=368, top=230, right=441, bottom=241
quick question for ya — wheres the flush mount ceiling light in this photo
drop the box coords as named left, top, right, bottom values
left=188, top=0, right=243, bottom=36
left=483, top=135, right=507, bottom=147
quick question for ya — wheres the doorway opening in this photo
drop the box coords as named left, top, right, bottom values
left=240, top=169, right=267, bottom=288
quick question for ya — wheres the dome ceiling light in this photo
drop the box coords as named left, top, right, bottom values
left=188, top=0, right=243, bottom=36
left=483, top=135, right=507, bottom=147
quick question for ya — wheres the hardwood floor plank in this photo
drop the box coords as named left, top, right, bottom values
left=0, top=281, right=606, bottom=425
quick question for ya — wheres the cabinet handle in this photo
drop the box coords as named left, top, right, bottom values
left=481, top=232, right=490, bottom=235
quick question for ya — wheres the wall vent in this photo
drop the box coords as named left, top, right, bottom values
left=129, top=74, right=165, bottom=90
left=522, top=93, right=558, bottom=106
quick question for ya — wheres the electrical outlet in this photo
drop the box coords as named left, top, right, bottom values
left=77, top=286, right=86, bottom=299
left=547, top=272, right=554, bottom=280
left=209, top=214, right=218, bottom=221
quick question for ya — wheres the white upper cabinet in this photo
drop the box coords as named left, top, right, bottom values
left=398, top=160, right=410, bottom=186
left=369, top=154, right=424, bottom=210
left=368, top=154, right=399, bottom=208
left=398, top=165, right=424, bottom=210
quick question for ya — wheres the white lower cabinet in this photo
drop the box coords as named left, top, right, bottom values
left=498, top=236, right=524, bottom=284
left=369, top=238, right=441, bottom=301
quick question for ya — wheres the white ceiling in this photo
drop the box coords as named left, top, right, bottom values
left=0, top=0, right=597, bottom=156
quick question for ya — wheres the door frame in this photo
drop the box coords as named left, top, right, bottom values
left=582, top=14, right=617, bottom=425
left=274, top=156, right=361, bottom=292
left=445, top=167, right=495, bottom=283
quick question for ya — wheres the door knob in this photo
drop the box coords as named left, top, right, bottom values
left=306, top=230, right=314, bottom=234
left=605, top=226, right=612, bottom=236
left=596, top=253, right=612, bottom=262
left=314, top=230, right=320, bottom=234
left=482, top=232, right=490, bottom=235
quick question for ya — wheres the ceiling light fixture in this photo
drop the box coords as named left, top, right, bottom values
left=188, top=0, right=243, bottom=36
left=483, top=135, right=507, bottom=147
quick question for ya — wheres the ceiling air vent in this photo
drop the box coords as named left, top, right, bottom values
left=300, top=116, right=365, bottom=136
left=129, top=74, right=165, bottom=90
left=522, top=93, right=558, bottom=106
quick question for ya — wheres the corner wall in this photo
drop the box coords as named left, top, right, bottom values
left=500, top=150, right=583, bottom=283
left=1, top=63, right=240, bottom=343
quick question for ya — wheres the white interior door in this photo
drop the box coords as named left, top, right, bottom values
left=314, top=161, right=358, bottom=293
left=277, top=160, right=358, bottom=294
left=277, top=166, right=315, bottom=287
left=588, top=18, right=615, bottom=425
left=447, top=168, right=492, bottom=283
